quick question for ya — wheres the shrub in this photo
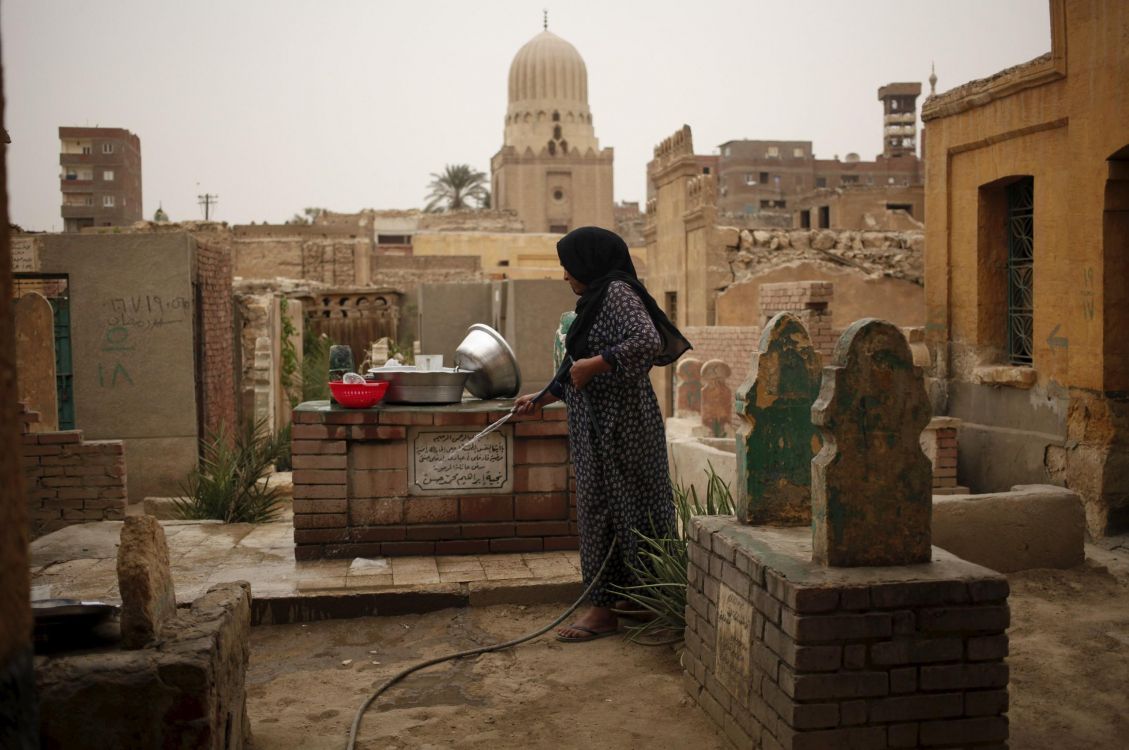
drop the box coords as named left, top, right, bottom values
left=612, top=463, right=734, bottom=644
left=301, top=331, right=331, bottom=402
left=174, top=419, right=287, bottom=524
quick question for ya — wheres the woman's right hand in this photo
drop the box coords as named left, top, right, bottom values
left=512, top=393, right=540, bottom=415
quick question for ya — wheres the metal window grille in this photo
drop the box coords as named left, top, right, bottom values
left=1006, top=178, right=1034, bottom=365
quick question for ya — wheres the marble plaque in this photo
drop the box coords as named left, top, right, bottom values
left=715, top=583, right=754, bottom=698
left=408, top=425, right=513, bottom=496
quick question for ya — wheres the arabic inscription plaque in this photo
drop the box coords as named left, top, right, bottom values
left=715, top=583, right=754, bottom=699
left=408, top=425, right=513, bottom=496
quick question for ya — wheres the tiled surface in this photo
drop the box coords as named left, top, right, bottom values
left=29, top=519, right=581, bottom=604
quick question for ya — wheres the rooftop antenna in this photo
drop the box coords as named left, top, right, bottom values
left=929, top=62, right=938, bottom=96
left=543, top=8, right=548, bottom=30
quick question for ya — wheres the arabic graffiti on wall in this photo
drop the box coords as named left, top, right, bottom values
left=97, top=293, right=191, bottom=388
left=408, top=426, right=514, bottom=496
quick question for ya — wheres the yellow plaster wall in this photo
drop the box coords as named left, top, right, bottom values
left=923, top=0, right=1129, bottom=392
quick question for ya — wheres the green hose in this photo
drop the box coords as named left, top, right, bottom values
left=345, top=540, right=616, bottom=749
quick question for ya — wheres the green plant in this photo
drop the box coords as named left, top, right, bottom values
left=173, top=419, right=288, bottom=524
left=279, top=298, right=301, bottom=408
left=424, top=163, right=489, bottom=211
left=612, top=463, right=735, bottom=644
left=270, top=422, right=292, bottom=472
left=301, top=331, right=331, bottom=402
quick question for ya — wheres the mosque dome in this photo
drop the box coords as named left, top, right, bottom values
left=503, top=29, right=598, bottom=154
left=508, top=31, right=588, bottom=106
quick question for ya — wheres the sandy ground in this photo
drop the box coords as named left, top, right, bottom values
left=1006, top=541, right=1129, bottom=750
left=248, top=541, right=1129, bottom=750
left=247, top=604, right=725, bottom=750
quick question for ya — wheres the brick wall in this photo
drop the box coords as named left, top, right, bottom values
left=21, top=403, right=126, bottom=538
left=681, top=326, right=760, bottom=394
left=759, top=281, right=836, bottom=358
left=195, top=236, right=237, bottom=436
left=684, top=518, right=1010, bottom=750
left=290, top=403, right=577, bottom=560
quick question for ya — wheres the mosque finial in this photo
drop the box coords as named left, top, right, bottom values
left=543, top=9, right=548, bottom=30
left=929, top=61, right=938, bottom=96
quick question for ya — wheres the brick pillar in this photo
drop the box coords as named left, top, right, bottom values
left=759, top=281, right=835, bottom=358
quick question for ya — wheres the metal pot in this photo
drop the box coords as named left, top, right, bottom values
left=454, top=324, right=522, bottom=399
left=366, top=366, right=470, bottom=404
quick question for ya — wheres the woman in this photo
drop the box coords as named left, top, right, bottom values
left=514, top=226, right=691, bottom=642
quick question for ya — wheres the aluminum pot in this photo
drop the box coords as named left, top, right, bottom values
left=454, top=324, right=521, bottom=399
left=366, top=365, right=470, bottom=404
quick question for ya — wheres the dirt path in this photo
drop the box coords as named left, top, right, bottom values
left=1007, top=555, right=1129, bottom=749
left=248, top=543, right=1129, bottom=749
left=247, top=604, right=726, bottom=750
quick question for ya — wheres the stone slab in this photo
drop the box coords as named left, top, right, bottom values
left=694, top=517, right=1005, bottom=590
left=933, top=484, right=1085, bottom=572
left=116, top=515, right=177, bottom=649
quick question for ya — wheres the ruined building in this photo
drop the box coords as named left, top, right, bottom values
left=490, top=26, right=614, bottom=234
left=922, top=0, right=1129, bottom=536
left=59, top=127, right=142, bottom=232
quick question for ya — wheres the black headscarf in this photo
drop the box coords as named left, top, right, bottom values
left=557, top=226, right=691, bottom=367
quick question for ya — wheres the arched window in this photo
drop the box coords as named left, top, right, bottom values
left=552, top=111, right=560, bottom=122
left=553, top=125, right=562, bottom=140
left=548, top=140, right=556, bottom=156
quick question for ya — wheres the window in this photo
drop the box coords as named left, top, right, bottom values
left=101, top=143, right=114, bottom=154
left=759, top=171, right=769, bottom=184
left=103, top=170, right=114, bottom=181
left=818, top=206, right=830, bottom=228
left=82, top=145, right=92, bottom=155
left=1006, top=178, right=1035, bottom=365
left=842, top=175, right=859, bottom=185
left=103, top=195, right=115, bottom=207
left=552, top=111, right=560, bottom=122
left=816, top=177, right=827, bottom=189
left=892, top=100, right=899, bottom=111
left=547, top=140, right=556, bottom=155
left=553, top=125, right=562, bottom=140
left=64, top=168, right=77, bottom=181
left=702, top=167, right=710, bottom=175
left=793, top=147, right=804, bottom=158
left=552, top=189, right=565, bottom=201
left=886, top=203, right=913, bottom=216
left=744, top=173, right=755, bottom=185
left=766, top=146, right=779, bottom=158
left=800, top=209, right=811, bottom=229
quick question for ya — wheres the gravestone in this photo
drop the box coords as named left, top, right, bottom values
left=811, top=318, right=932, bottom=566
left=699, top=360, right=732, bottom=437
left=673, top=357, right=702, bottom=417
left=735, top=313, right=821, bottom=525
left=14, top=292, right=58, bottom=432
left=117, top=515, right=177, bottom=648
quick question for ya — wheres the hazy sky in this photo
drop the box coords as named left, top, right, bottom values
left=3, top=0, right=1051, bottom=232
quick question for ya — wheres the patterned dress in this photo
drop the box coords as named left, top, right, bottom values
left=554, top=281, right=677, bottom=607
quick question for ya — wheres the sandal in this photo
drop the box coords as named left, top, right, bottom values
left=555, top=624, right=618, bottom=643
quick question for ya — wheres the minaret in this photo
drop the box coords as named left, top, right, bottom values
left=877, top=82, right=923, bottom=158
left=929, top=63, right=938, bottom=96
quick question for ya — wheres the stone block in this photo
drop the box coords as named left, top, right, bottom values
left=700, top=360, right=734, bottom=438
left=675, top=357, right=703, bottom=417
left=36, top=582, right=252, bottom=750
left=811, top=319, right=932, bottom=567
left=117, top=515, right=177, bottom=649
left=932, top=484, right=1085, bottom=572
left=735, top=313, right=821, bottom=526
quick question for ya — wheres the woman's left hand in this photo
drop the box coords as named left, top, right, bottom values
left=569, top=355, right=611, bottom=390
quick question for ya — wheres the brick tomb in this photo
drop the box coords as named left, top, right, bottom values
left=686, top=319, right=1010, bottom=749
left=291, top=399, right=576, bottom=559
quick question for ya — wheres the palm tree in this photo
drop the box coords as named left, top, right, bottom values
left=424, top=164, right=489, bottom=212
